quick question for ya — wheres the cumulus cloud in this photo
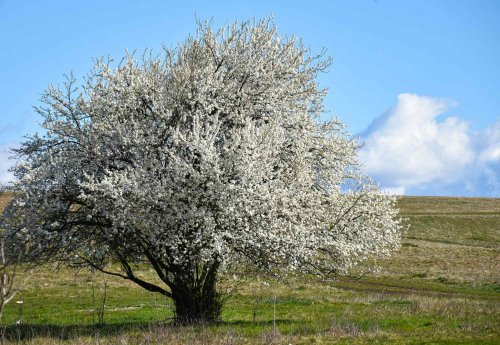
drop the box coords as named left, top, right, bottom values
left=0, top=143, right=17, bottom=186
left=475, top=121, right=500, bottom=196
left=478, top=121, right=500, bottom=163
left=359, top=93, right=499, bottom=197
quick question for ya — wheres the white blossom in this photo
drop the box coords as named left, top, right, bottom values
left=2, top=18, right=401, bottom=322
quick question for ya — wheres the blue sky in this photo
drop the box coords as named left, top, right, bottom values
left=0, top=0, right=499, bottom=196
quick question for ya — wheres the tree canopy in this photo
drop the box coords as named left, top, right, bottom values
left=2, top=18, right=401, bottom=323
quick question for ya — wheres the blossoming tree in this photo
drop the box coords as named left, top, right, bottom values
left=2, top=18, right=401, bottom=323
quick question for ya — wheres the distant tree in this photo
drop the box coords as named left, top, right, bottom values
left=2, top=18, right=401, bottom=324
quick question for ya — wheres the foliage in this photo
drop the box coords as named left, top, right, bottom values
left=2, top=18, right=401, bottom=323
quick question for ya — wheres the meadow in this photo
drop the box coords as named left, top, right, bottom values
left=0, top=192, right=498, bottom=344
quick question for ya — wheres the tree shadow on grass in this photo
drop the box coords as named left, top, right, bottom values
left=2, top=322, right=153, bottom=342
left=1, top=318, right=299, bottom=341
left=222, top=319, right=296, bottom=327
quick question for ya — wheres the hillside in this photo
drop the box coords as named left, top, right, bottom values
left=0, top=192, right=498, bottom=344
left=0, top=191, right=14, bottom=213
left=358, top=196, right=499, bottom=286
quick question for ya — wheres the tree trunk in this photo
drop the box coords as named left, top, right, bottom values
left=170, top=262, right=223, bottom=324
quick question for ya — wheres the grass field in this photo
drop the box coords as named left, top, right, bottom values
left=0, top=192, right=498, bottom=344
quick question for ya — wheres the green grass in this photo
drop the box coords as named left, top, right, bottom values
left=0, top=193, right=499, bottom=344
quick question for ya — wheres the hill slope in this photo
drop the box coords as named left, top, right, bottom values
left=0, top=192, right=498, bottom=344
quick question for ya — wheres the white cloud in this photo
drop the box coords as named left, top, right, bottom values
left=479, top=144, right=500, bottom=163
left=0, top=143, right=17, bottom=186
left=382, top=186, right=406, bottom=195
left=475, top=121, right=500, bottom=196
left=359, top=93, right=499, bottom=197
left=478, top=121, right=500, bottom=163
